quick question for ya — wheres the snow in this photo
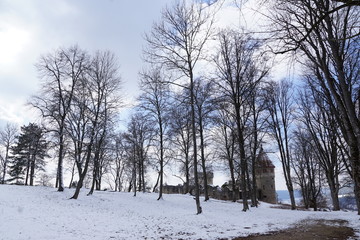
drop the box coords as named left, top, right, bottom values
left=0, top=185, right=359, bottom=240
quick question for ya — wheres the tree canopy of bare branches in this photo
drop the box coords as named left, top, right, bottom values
left=144, top=0, right=217, bottom=214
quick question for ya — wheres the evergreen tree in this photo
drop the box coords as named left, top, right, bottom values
left=7, top=141, right=26, bottom=184
left=8, top=123, right=48, bottom=185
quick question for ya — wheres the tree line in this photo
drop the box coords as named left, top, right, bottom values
left=0, top=0, right=359, bottom=215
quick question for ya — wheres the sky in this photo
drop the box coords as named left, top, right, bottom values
left=0, top=0, right=171, bottom=127
left=0, top=0, right=289, bottom=190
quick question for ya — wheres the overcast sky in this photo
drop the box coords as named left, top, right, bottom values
left=0, top=0, right=173, bottom=127
left=0, top=0, right=289, bottom=189
left=0, top=0, right=275, bottom=127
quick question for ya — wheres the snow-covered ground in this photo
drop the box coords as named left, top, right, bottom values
left=0, top=185, right=359, bottom=240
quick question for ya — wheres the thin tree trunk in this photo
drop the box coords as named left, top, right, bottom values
left=1, top=147, right=9, bottom=184
left=223, top=125, right=237, bottom=202
left=153, top=172, right=160, bottom=193
left=235, top=106, right=249, bottom=211
left=286, top=166, right=296, bottom=210
left=71, top=120, right=98, bottom=199
left=228, top=152, right=237, bottom=202
left=190, top=71, right=202, bottom=214
left=251, top=113, right=259, bottom=207
left=133, top=154, right=137, bottom=197
left=349, top=144, right=360, bottom=215
left=185, top=152, right=190, bottom=194
left=68, top=161, right=76, bottom=188
left=30, top=157, right=35, bottom=186
left=57, top=125, right=65, bottom=192
left=25, top=155, right=30, bottom=186
left=157, top=120, right=164, bottom=200
left=141, top=153, right=146, bottom=193
left=88, top=154, right=99, bottom=196
left=284, top=131, right=296, bottom=210
left=199, top=118, right=209, bottom=201
left=88, top=174, right=96, bottom=196
left=138, top=153, right=142, bottom=192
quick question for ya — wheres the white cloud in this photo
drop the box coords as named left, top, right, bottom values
left=0, top=97, right=35, bottom=127
left=0, top=0, right=169, bottom=128
left=0, top=25, right=31, bottom=67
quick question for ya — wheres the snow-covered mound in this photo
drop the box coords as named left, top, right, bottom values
left=0, top=185, right=359, bottom=240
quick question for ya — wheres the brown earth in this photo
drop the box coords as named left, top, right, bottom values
left=232, top=219, right=356, bottom=240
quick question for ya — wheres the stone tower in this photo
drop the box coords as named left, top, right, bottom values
left=255, top=148, right=277, bottom=204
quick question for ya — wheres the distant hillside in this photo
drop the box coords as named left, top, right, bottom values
left=276, top=190, right=302, bottom=204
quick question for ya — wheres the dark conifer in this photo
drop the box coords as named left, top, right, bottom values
left=8, top=123, right=48, bottom=185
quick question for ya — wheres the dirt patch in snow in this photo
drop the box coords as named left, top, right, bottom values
left=233, top=219, right=355, bottom=240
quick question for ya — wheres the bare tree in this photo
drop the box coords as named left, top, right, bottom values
left=247, top=87, right=267, bottom=207
left=291, top=126, right=323, bottom=210
left=65, top=75, right=90, bottom=189
left=212, top=102, right=238, bottom=202
left=194, top=78, right=215, bottom=201
left=298, top=79, right=348, bottom=210
left=123, top=113, right=153, bottom=195
left=88, top=131, right=110, bottom=195
left=144, top=0, right=217, bottom=214
left=0, top=123, right=18, bottom=184
left=213, top=29, right=269, bottom=211
left=268, top=0, right=360, bottom=54
left=88, top=62, right=121, bottom=195
left=107, top=133, right=129, bottom=192
left=71, top=50, right=122, bottom=199
left=271, top=0, right=360, bottom=213
left=138, top=68, right=171, bottom=200
left=31, top=45, right=89, bottom=192
left=264, top=79, right=296, bottom=210
left=168, top=91, right=193, bottom=194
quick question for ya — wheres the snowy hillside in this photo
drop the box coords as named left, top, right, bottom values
left=0, top=185, right=359, bottom=240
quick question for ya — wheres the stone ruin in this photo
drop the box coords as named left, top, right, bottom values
left=163, top=149, right=277, bottom=204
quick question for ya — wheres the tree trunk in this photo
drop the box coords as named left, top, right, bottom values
left=88, top=175, right=96, bottom=196
left=251, top=117, right=259, bottom=207
left=141, top=150, right=146, bottom=193
left=68, top=161, right=76, bottom=188
left=190, top=71, right=202, bottom=214
left=30, top=157, right=35, bottom=186
left=199, top=118, right=209, bottom=201
left=115, top=171, right=119, bottom=192
left=235, top=106, right=249, bottom=212
left=133, top=156, right=137, bottom=197
left=96, top=175, right=101, bottom=191
left=184, top=149, right=190, bottom=194
left=71, top=124, right=98, bottom=199
left=25, top=155, right=30, bottom=186
left=286, top=170, right=296, bottom=210
left=153, top=172, right=160, bottom=193
left=1, top=147, right=9, bottom=184
left=228, top=153, right=237, bottom=202
left=327, top=174, right=340, bottom=210
left=278, top=125, right=296, bottom=210
left=138, top=154, right=143, bottom=192
left=288, top=184, right=296, bottom=210
left=157, top=121, right=164, bottom=200
left=57, top=125, right=65, bottom=192
left=251, top=157, right=257, bottom=207
left=349, top=144, right=360, bottom=215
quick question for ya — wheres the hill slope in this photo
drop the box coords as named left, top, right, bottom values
left=0, top=185, right=359, bottom=240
